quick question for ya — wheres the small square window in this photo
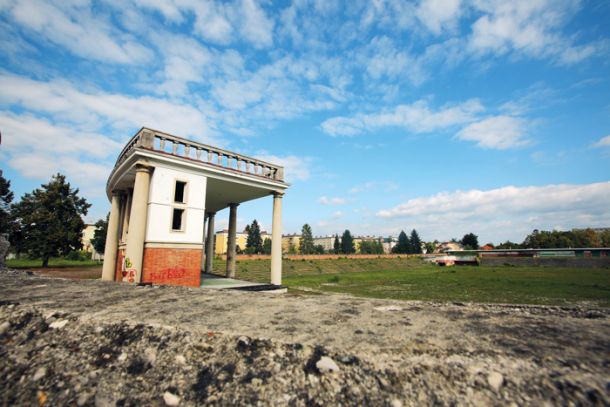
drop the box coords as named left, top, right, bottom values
left=174, top=181, right=187, bottom=203
left=172, top=208, right=185, bottom=231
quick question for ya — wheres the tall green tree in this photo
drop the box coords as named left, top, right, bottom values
left=333, top=234, right=340, bottom=254
left=393, top=230, right=410, bottom=254
left=461, top=233, right=479, bottom=250
left=410, top=229, right=422, bottom=254
left=0, top=171, right=14, bottom=233
left=91, top=213, right=109, bottom=254
left=245, top=219, right=263, bottom=254
left=11, top=174, right=91, bottom=267
left=300, top=224, right=315, bottom=254
left=262, top=238, right=272, bottom=255
left=341, top=230, right=355, bottom=254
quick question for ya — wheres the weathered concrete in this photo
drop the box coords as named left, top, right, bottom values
left=1, top=270, right=609, bottom=406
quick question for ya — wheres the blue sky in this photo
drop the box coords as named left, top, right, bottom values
left=1, top=0, right=609, bottom=244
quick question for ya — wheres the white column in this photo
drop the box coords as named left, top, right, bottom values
left=124, top=164, right=152, bottom=284
left=200, top=213, right=208, bottom=273
left=205, top=212, right=216, bottom=273
left=226, top=203, right=239, bottom=278
left=271, top=193, right=283, bottom=285
left=101, top=191, right=122, bottom=281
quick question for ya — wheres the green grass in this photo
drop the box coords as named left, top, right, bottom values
left=224, top=258, right=610, bottom=307
left=6, top=258, right=102, bottom=269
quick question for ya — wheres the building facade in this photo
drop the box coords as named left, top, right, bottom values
left=102, top=128, right=288, bottom=287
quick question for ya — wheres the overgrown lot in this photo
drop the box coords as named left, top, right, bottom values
left=222, top=258, right=610, bottom=307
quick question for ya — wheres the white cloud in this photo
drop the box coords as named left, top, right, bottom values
left=416, top=0, right=462, bottom=35
left=254, top=154, right=311, bottom=183
left=456, top=115, right=529, bottom=149
left=318, top=196, right=346, bottom=206
left=6, top=0, right=152, bottom=64
left=0, top=73, right=217, bottom=143
left=0, top=112, right=117, bottom=197
left=377, top=181, right=610, bottom=242
left=321, top=99, right=484, bottom=136
left=467, top=0, right=600, bottom=65
left=239, top=0, right=274, bottom=48
left=592, top=135, right=610, bottom=148
left=349, top=181, right=399, bottom=194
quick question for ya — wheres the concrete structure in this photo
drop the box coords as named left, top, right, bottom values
left=282, top=234, right=301, bottom=254
left=102, top=128, right=288, bottom=287
left=82, top=224, right=103, bottom=261
left=215, top=228, right=270, bottom=255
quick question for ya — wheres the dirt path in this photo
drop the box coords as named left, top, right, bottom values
left=1, top=269, right=609, bottom=406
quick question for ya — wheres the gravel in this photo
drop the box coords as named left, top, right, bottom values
left=1, top=269, right=609, bottom=406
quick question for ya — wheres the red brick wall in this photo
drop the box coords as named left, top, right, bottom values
left=142, top=248, right=201, bottom=287
left=115, top=250, right=125, bottom=282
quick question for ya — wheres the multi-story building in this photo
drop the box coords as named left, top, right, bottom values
left=82, top=224, right=103, bottom=260
left=282, top=234, right=301, bottom=254
left=313, top=235, right=337, bottom=252
left=215, top=228, right=271, bottom=255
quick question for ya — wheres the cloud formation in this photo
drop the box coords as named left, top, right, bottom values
left=377, top=181, right=610, bottom=242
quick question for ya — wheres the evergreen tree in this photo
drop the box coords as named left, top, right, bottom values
left=262, top=238, right=272, bottom=255
left=461, top=233, right=479, bottom=250
left=393, top=230, right=410, bottom=254
left=315, top=244, right=325, bottom=254
left=341, top=230, right=355, bottom=254
left=10, top=174, right=91, bottom=267
left=410, top=229, right=422, bottom=254
left=0, top=171, right=14, bottom=233
left=300, top=224, right=315, bottom=254
left=245, top=219, right=263, bottom=254
left=91, top=213, right=109, bottom=254
left=333, top=234, right=340, bottom=254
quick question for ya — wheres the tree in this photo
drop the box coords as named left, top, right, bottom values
left=409, top=229, right=422, bottom=254
left=315, top=244, right=325, bottom=254
left=496, top=241, right=521, bottom=249
left=10, top=174, right=91, bottom=267
left=341, top=230, right=355, bottom=254
left=461, top=233, right=479, bottom=250
left=0, top=171, right=14, bottom=233
left=333, top=234, right=340, bottom=254
left=262, top=238, right=272, bottom=255
left=424, top=241, right=436, bottom=254
left=245, top=219, right=263, bottom=254
left=300, top=224, right=315, bottom=254
left=91, top=213, right=109, bottom=255
left=393, top=230, right=410, bottom=254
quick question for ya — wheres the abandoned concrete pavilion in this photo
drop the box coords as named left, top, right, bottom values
left=101, top=128, right=288, bottom=287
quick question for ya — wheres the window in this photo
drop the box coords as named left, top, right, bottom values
left=172, top=208, right=185, bottom=231
left=174, top=181, right=187, bottom=203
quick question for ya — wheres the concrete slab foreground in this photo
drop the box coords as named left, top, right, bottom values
left=199, top=273, right=266, bottom=290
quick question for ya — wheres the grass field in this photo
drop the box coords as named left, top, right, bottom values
left=6, top=258, right=102, bottom=269
left=216, top=257, right=610, bottom=307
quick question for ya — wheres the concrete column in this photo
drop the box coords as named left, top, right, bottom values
left=121, top=190, right=132, bottom=243
left=200, top=214, right=208, bottom=273
left=101, top=192, right=122, bottom=281
left=205, top=212, right=216, bottom=273
left=124, top=164, right=152, bottom=284
left=271, top=193, right=283, bottom=285
left=226, top=203, right=239, bottom=278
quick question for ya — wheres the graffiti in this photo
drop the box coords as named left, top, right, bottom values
left=122, top=257, right=136, bottom=283
left=150, top=267, right=187, bottom=281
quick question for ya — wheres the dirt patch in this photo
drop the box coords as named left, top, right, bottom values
left=0, top=269, right=609, bottom=406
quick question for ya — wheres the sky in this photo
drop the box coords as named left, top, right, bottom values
left=1, top=0, right=609, bottom=245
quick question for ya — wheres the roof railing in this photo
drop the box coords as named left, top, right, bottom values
left=113, top=128, right=285, bottom=182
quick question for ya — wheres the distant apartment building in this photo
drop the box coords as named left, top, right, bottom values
left=82, top=224, right=103, bottom=260
left=282, top=234, right=301, bottom=254
left=215, top=228, right=270, bottom=255
left=313, top=235, right=337, bottom=252
left=436, top=242, right=464, bottom=253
